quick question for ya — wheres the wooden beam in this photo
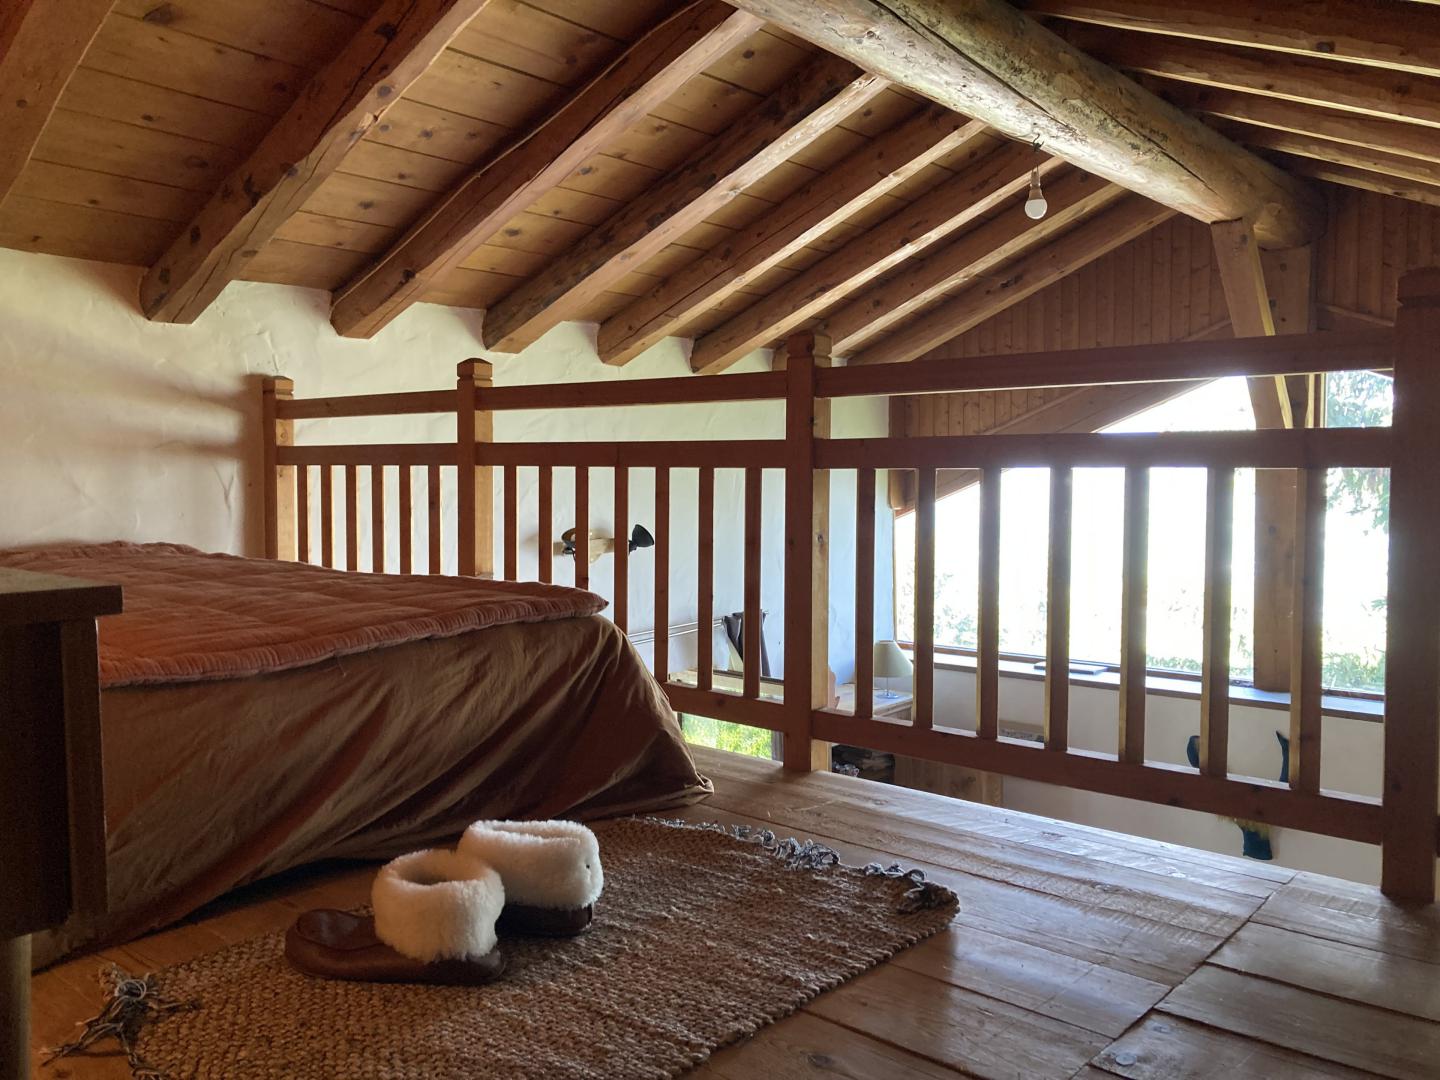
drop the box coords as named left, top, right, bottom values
left=0, top=0, right=113, bottom=206
left=139, top=0, right=489, bottom=324
left=850, top=195, right=1176, bottom=366
left=1275, top=156, right=1440, bottom=210
left=1216, top=121, right=1440, bottom=192
left=596, top=106, right=990, bottom=366
left=330, top=1, right=761, bottom=340
left=1075, top=28, right=1440, bottom=130
left=828, top=168, right=1125, bottom=355
left=1155, top=84, right=1440, bottom=167
left=1023, top=0, right=1440, bottom=78
left=479, top=54, right=887, bottom=353
left=723, top=0, right=1322, bottom=247
left=689, top=140, right=1051, bottom=374
left=1210, top=218, right=1286, bottom=427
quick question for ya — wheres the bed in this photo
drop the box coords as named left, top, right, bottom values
left=0, top=543, right=711, bottom=968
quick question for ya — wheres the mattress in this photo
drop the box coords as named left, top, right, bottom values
left=0, top=544, right=711, bottom=967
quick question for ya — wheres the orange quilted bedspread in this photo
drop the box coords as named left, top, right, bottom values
left=0, top=542, right=607, bottom=687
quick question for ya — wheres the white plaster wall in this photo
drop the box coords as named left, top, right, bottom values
left=0, top=249, right=893, bottom=679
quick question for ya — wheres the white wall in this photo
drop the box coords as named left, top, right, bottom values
left=0, top=249, right=893, bottom=678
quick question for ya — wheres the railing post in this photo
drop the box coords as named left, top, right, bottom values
left=1382, top=267, right=1440, bottom=903
left=782, top=330, right=831, bottom=772
left=261, top=376, right=296, bottom=560
left=457, top=359, right=495, bottom=578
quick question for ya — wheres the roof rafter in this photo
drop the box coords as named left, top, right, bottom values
left=827, top=167, right=1125, bottom=355
left=1022, top=0, right=1440, bottom=78
left=330, top=0, right=763, bottom=340
left=1214, top=120, right=1440, bottom=193
left=596, top=105, right=990, bottom=367
left=139, top=0, right=491, bottom=324
left=850, top=195, right=1176, bottom=366
left=723, top=0, right=1322, bottom=247
left=688, top=139, right=1054, bottom=374
left=1277, top=156, right=1440, bottom=209
left=0, top=0, right=113, bottom=205
left=478, top=52, right=887, bottom=354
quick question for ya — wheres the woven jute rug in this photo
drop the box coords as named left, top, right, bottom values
left=62, top=817, right=958, bottom=1080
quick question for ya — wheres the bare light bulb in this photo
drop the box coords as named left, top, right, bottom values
left=1024, top=168, right=1048, bottom=220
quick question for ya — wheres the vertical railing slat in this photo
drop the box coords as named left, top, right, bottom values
left=1200, top=466, right=1235, bottom=777
left=1290, top=466, right=1326, bottom=795
left=697, top=467, right=714, bottom=691
left=320, top=465, right=335, bottom=569
left=503, top=464, right=518, bottom=581
left=538, top=466, right=553, bottom=584
left=1119, top=467, right=1149, bottom=764
left=345, top=465, right=359, bottom=572
left=614, top=467, right=629, bottom=633
left=854, top=467, right=876, bottom=721
left=427, top=463, right=442, bottom=575
left=398, top=466, right=413, bottom=574
left=743, top=466, right=762, bottom=700
left=913, top=467, right=936, bottom=731
left=370, top=465, right=385, bottom=572
left=296, top=465, right=310, bottom=566
left=654, top=466, right=670, bottom=683
left=976, top=466, right=1002, bottom=739
left=575, top=465, right=590, bottom=591
left=1045, top=466, right=1073, bottom=752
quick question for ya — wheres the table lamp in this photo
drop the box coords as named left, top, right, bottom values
left=873, top=640, right=912, bottom=699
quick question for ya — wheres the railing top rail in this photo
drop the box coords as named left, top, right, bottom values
left=277, top=390, right=453, bottom=420
left=818, top=427, right=1393, bottom=471
left=817, top=328, right=1394, bottom=400
left=477, top=440, right=786, bottom=469
left=476, top=370, right=787, bottom=411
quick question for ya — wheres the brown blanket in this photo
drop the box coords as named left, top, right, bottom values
left=4, top=545, right=711, bottom=967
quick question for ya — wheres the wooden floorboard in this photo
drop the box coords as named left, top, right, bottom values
left=29, top=746, right=1439, bottom=1079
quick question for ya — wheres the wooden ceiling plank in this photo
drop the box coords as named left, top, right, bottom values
left=850, top=196, right=1177, bottom=366
left=479, top=53, right=888, bottom=353
left=687, top=139, right=1048, bottom=375
left=0, top=0, right=114, bottom=206
left=1155, top=85, right=1440, bottom=168
left=1276, top=156, right=1440, bottom=210
left=1022, top=0, right=1440, bottom=78
left=330, top=1, right=763, bottom=338
left=139, top=0, right=492, bottom=324
left=722, top=0, right=1321, bottom=248
left=1077, top=29, right=1440, bottom=130
left=596, top=106, right=990, bottom=367
left=828, top=167, right=1126, bottom=354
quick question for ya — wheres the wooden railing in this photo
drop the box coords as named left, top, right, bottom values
left=261, top=267, right=1440, bottom=903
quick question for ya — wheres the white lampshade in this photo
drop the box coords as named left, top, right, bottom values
left=872, top=640, right=913, bottom=679
left=1024, top=168, right=1048, bottom=220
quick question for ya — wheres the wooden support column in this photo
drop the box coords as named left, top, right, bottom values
left=1381, top=267, right=1440, bottom=903
left=261, top=376, right=296, bottom=561
left=456, top=359, right=494, bottom=578
left=781, top=330, right=832, bottom=772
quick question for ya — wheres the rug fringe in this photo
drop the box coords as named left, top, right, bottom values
left=42, top=965, right=196, bottom=1080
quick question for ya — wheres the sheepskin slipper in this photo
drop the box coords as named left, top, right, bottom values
left=284, top=849, right=506, bottom=985
left=458, top=820, right=604, bottom=937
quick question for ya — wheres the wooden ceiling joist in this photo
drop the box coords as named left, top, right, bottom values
left=850, top=195, right=1177, bottom=366
left=1022, top=0, right=1440, bottom=78
left=138, top=0, right=491, bottom=325
left=1217, top=122, right=1440, bottom=193
left=595, top=105, right=989, bottom=367
left=330, top=0, right=763, bottom=340
left=1277, top=156, right=1440, bottom=210
left=687, top=139, right=1051, bottom=374
left=826, top=167, right=1125, bottom=355
left=0, top=0, right=114, bottom=205
left=1076, top=29, right=1440, bottom=130
left=478, top=53, right=886, bottom=354
left=724, top=0, right=1322, bottom=247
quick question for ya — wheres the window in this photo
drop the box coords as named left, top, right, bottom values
left=894, top=374, right=1391, bottom=695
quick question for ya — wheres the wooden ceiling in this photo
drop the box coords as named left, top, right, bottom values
left=1, top=0, right=1437, bottom=372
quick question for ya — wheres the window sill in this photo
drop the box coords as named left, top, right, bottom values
left=904, top=647, right=1384, bottom=724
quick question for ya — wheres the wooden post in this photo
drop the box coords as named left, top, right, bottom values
left=1, top=935, right=28, bottom=1080
left=261, top=376, right=296, bottom=560
left=782, top=330, right=831, bottom=772
left=457, top=359, right=495, bottom=578
left=1200, top=467, right=1235, bottom=778
left=1045, top=466, right=1073, bottom=752
left=1118, top=467, right=1149, bottom=764
left=1381, top=267, right=1440, bottom=902
left=976, top=467, right=1002, bottom=740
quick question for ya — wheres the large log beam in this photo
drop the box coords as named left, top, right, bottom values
left=849, top=195, right=1176, bottom=366
left=140, top=0, right=490, bottom=324
left=330, top=0, right=762, bottom=340
left=478, top=53, right=886, bottom=354
left=723, top=0, right=1323, bottom=248
left=596, top=105, right=989, bottom=366
left=0, top=0, right=113, bottom=205
left=1022, top=0, right=1440, bottom=78
left=688, top=139, right=1052, bottom=374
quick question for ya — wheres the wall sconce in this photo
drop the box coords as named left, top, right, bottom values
left=556, top=524, right=655, bottom=564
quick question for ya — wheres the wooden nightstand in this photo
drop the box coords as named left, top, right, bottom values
left=1, top=568, right=121, bottom=1080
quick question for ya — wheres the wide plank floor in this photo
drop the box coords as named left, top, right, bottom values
left=30, top=746, right=1440, bottom=1079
